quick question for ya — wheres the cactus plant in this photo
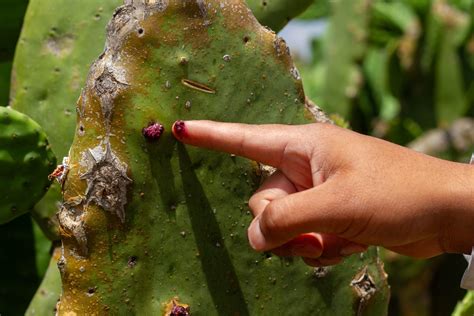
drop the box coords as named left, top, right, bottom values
left=433, top=0, right=471, bottom=127
left=0, top=214, right=42, bottom=316
left=9, top=0, right=316, bottom=244
left=40, top=0, right=390, bottom=314
left=0, top=106, right=56, bottom=224
left=25, top=247, right=62, bottom=316
left=0, top=0, right=28, bottom=106
left=453, top=291, right=474, bottom=316
left=245, top=0, right=314, bottom=32
left=10, top=0, right=122, bottom=159
left=305, top=0, right=372, bottom=117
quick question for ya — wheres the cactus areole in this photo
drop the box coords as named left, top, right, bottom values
left=56, top=0, right=389, bottom=314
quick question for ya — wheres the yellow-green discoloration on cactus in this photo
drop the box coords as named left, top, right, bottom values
left=0, top=107, right=56, bottom=224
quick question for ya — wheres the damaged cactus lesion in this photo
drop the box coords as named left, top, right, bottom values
left=164, top=298, right=190, bottom=316
left=93, top=67, right=129, bottom=122
left=351, top=267, right=378, bottom=315
left=56, top=141, right=132, bottom=255
left=57, top=196, right=87, bottom=255
left=80, top=142, right=132, bottom=223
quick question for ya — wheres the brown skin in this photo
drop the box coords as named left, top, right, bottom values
left=172, top=121, right=474, bottom=267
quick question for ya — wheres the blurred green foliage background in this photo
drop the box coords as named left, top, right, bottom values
left=0, top=0, right=473, bottom=315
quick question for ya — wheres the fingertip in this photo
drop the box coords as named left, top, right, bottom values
left=247, top=216, right=266, bottom=251
left=172, top=120, right=187, bottom=140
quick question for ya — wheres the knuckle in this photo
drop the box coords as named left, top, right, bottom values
left=248, top=194, right=262, bottom=213
left=260, top=200, right=288, bottom=236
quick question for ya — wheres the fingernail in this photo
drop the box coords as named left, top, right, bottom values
left=248, top=217, right=265, bottom=251
left=340, top=244, right=367, bottom=256
left=172, top=120, right=186, bottom=138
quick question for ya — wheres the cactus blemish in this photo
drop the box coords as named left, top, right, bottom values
left=181, top=79, right=216, bottom=94
left=170, top=305, right=190, bottom=316
left=128, top=256, right=138, bottom=268
left=142, top=122, right=164, bottom=141
left=165, top=299, right=190, bottom=316
left=80, top=143, right=132, bottom=223
left=179, top=57, right=188, bottom=65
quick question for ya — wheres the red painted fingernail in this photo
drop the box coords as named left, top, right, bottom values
left=142, top=122, right=164, bottom=141
left=172, top=120, right=187, bottom=138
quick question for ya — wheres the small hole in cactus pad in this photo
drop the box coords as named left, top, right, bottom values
left=78, top=124, right=85, bottom=136
left=137, top=28, right=144, bottom=36
left=128, top=256, right=138, bottom=268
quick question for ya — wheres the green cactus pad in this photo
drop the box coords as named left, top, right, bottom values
left=25, top=247, right=62, bottom=316
left=245, top=0, right=314, bottom=32
left=453, top=291, right=474, bottom=316
left=53, top=1, right=389, bottom=315
left=10, top=0, right=122, bottom=159
left=0, top=107, right=56, bottom=224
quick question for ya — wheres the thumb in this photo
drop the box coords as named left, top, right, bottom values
left=248, top=178, right=352, bottom=251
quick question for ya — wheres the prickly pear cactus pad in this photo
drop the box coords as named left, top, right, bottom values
left=245, top=0, right=314, bottom=32
left=11, top=0, right=122, bottom=159
left=56, top=0, right=389, bottom=314
left=0, top=107, right=55, bottom=224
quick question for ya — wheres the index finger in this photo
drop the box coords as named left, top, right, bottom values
left=172, top=120, right=303, bottom=167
